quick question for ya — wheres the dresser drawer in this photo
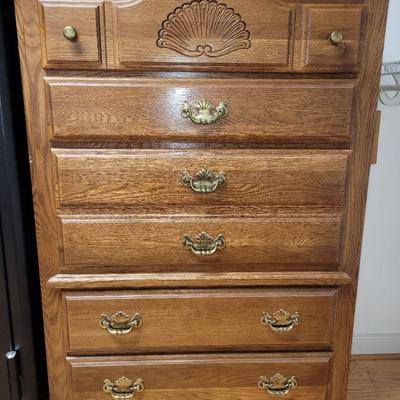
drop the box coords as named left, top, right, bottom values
left=60, top=215, right=342, bottom=273
left=46, top=77, right=355, bottom=146
left=108, top=0, right=364, bottom=72
left=54, top=149, right=350, bottom=214
left=65, top=289, right=336, bottom=354
left=298, top=5, right=364, bottom=71
left=68, top=353, right=332, bottom=400
left=106, top=0, right=294, bottom=71
left=40, top=2, right=105, bottom=68
left=40, top=0, right=364, bottom=72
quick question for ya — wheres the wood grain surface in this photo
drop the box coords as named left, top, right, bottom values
left=68, top=353, right=332, bottom=400
left=40, top=2, right=105, bottom=68
left=65, top=288, right=336, bottom=354
left=349, top=357, right=400, bottom=400
left=106, top=0, right=295, bottom=70
left=46, top=77, right=356, bottom=145
left=60, top=215, right=342, bottom=272
left=48, top=271, right=352, bottom=289
left=54, top=149, right=350, bottom=214
left=298, top=4, right=364, bottom=70
left=39, top=0, right=366, bottom=72
left=329, top=1, right=389, bottom=399
left=15, top=1, right=70, bottom=399
left=13, top=1, right=389, bottom=399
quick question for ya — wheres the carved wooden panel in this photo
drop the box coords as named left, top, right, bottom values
left=156, top=1, right=251, bottom=58
left=14, top=0, right=390, bottom=399
left=105, top=0, right=295, bottom=70
left=37, top=0, right=367, bottom=72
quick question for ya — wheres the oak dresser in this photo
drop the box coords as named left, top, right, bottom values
left=15, top=1, right=388, bottom=399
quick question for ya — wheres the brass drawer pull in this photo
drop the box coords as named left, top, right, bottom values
left=63, top=25, right=78, bottom=41
left=258, top=374, right=298, bottom=397
left=100, top=311, right=142, bottom=336
left=261, top=309, right=301, bottom=333
left=329, top=31, right=344, bottom=45
left=183, top=231, right=225, bottom=256
left=182, top=168, right=226, bottom=193
left=104, top=377, right=144, bottom=400
left=181, top=99, right=228, bottom=125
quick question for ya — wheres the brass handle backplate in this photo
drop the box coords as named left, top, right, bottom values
left=261, top=309, right=301, bottom=333
left=259, top=374, right=298, bottom=397
left=183, top=231, right=225, bottom=256
left=63, top=25, right=78, bottom=41
left=181, top=99, right=228, bottom=125
left=100, top=311, right=143, bottom=336
left=104, top=377, right=144, bottom=400
left=182, top=168, right=226, bottom=193
left=329, top=31, right=344, bottom=45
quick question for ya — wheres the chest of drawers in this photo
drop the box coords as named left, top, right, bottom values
left=15, top=1, right=388, bottom=399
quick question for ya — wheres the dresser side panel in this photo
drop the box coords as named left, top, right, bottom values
left=14, top=1, right=68, bottom=399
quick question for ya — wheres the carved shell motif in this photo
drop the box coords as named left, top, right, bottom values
left=157, top=0, right=251, bottom=57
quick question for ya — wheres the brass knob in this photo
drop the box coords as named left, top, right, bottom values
left=261, top=309, right=301, bottom=333
left=182, top=168, right=226, bottom=193
left=99, top=311, right=143, bottom=336
left=259, top=374, right=298, bottom=397
left=104, top=377, right=144, bottom=399
left=183, top=231, right=225, bottom=257
left=329, top=31, right=344, bottom=45
left=63, top=25, right=78, bottom=41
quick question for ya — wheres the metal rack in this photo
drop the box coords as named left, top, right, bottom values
left=380, top=61, right=400, bottom=106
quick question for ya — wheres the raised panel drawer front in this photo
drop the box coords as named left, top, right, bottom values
left=298, top=5, right=364, bottom=71
left=40, top=2, right=105, bottom=67
left=60, top=215, right=342, bottom=273
left=46, top=77, right=356, bottom=146
left=54, top=150, right=350, bottom=214
left=107, top=0, right=295, bottom=70
left=14, top=1, right=389, bottom=400
left=68, top=353, right=332, bottom=400
left=65, top=289, right=336, bottom=353
left=40, top=0, right=365, bottom=72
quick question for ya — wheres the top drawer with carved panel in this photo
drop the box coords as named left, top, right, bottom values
left=40, top=0, right=365, bottom=72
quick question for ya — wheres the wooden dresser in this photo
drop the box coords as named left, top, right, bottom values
left=15, top=1, right=388, bottom=399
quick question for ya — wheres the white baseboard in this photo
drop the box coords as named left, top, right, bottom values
left=352, top=333, right=400, bottom=354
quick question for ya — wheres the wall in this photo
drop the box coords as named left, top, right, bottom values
left=352, top=0, right=400, bottom=354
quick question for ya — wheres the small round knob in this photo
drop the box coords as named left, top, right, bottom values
left=329, top=31, right=344, bottom=45
left=63, top=26, right=78, bottom=41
